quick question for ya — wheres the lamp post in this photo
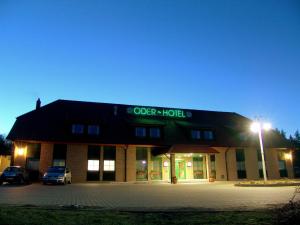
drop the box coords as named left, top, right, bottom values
left=250, top=121, right=271, bottom=182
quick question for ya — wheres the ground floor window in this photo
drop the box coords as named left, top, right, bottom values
left=278, top=152, right=288, bottom=178
left=193, top=156, right=206, bottom=179
left=87, top=145, right=100, bottom=181
left=136, top=147, right=148, bottom=181
left=103, top=146, right=116, bottom=181
left=104, top=160, right=115, bottom=171
left=150, top=156, right=162, bottom=180
left=53, top=144, right=67, bottom=167
left=236, top=149, right=247, bottom=179
left=210, top=155, right=216, bottom=179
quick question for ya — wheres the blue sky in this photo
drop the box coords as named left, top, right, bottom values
left=0, top=0, right=300, bottom=136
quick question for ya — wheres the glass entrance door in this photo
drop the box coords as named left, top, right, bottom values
left=175, top=160, right=186, bottom=179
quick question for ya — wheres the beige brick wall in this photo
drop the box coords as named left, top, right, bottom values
left=39, top=143, right=53, bottom=175
left=245, top=148, right=259, bottom=180
left=214, top=147, right=227, bottom=180
left=226, top=148, right=237, bottom=180
left=126, top=145, right=136, bottom=182
left=66, top=144, right=87, bottom=183
left=265, top=148, right=280, bottom=179
left=116, top=146, right=125, bottom=182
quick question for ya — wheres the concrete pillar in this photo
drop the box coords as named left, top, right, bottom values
left=245, top=148, right=259, bottom=180
left=115, top=146, right=125, bottom=182
left=126, top=146, right=136, bottom=182
left=227, top=148, right=238, bottom=180
left=170, top=153, right=176, bottom=183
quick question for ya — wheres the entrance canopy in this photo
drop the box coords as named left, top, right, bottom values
left=151, top=145, right=219, bottom=156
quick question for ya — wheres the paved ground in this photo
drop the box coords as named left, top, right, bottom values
left=0, top=182, right=298, bottom=211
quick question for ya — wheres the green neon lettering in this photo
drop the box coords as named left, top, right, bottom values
left=131, top=107, right=190, bottom=118
left=134, top=107, right=140, bottom=115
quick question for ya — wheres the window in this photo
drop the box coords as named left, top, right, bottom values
left=236, top=149, right=247, bottom=179
left=72, top=124, right=84, bottom=134
left=135, top=127, right=146, bottom=137
left=136, top=147, right=148, bottom=181
left=104, top=160, right=115, bottom=171
left=203, top=130, right=214, bottom=140
left=256, top=149, right=264, bottom=178
left=278, top=152, right=288, bottom=178
left=103, top=146, right=116, bottom=181
left=191, top=130, right=201, bottom=140
left=87, top=145, right=101, bottom=181
left=88, top=160, right=99, bottom=171
left=53, top=159, right=65, bottom=167
left=53, top=144, right=67, bottom=167
left=150, top=127, right=161, bottom=138
left=210, top=155, right=216, bottom=179
left=88, top=125, right=100, bottom=135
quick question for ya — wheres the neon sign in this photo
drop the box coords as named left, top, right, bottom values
left=127, top=107, right=192, bottom=118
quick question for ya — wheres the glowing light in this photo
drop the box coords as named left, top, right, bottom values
left=16, top=147, right=25, bottom=156
left=163, top=161, right=169, bottom=167
left=263, top=123, right=272, bottom=131
left=142, top=160, right=147, bottom=164
left=187, top=162, right=192, bottom=167
left=250, top=122, right=261, bottom=133
left=284, top=153, right=292, bottom=160
left=251, top=122, right=272, bottom=133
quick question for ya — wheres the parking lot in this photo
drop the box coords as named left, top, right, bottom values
left=0, top=182, right=297, bottom=211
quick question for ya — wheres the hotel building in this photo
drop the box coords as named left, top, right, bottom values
left=7, top=99, right=294, bottom=183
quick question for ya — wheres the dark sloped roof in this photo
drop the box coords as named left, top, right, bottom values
left=7, top=99, right=291, bottom=148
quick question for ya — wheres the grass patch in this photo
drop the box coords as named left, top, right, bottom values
left=0, top=206, right=275, bottom=225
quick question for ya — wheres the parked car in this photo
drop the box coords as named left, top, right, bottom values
left=42, top=166, right=71, bottom=185
left=0, top=166, right=30, bottom=185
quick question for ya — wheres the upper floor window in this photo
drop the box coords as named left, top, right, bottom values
left=149, top=127, right=161, bottom=138
left=203, top=130, right=214, bottom=140
left=72, top=124, right=84, bottom=134
left=135, top=127, right=146, bottom=138
left=191, top=130, right=201, bottom=140
left=88, top=125, right=100, bottom=135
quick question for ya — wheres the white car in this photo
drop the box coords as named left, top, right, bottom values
left=42, top=166, right=71, bottom=185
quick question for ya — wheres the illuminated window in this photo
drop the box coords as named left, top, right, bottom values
left=88, top=125, right=100, bottom=135
left=88, top=160, right=99, bottom=171
left=104, top=160, right=115, bottom=171
left=191, top=130, right=201, bottom=139
left=135, top=127, right=146, bottom=137
left=150, top=128, right=160, bottom=138
left=72, top=124, right=84, bottom=134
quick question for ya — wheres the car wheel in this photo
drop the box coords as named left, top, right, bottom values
left=63, top=178, right=67, bottom=185
left=0, top=180, right=3, bottom=185
left=43, top=182, right=47, bottom=185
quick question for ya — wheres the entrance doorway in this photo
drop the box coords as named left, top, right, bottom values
left=175, top=160, right=186, bottom=179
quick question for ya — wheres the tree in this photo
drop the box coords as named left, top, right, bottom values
left=0, top=134, right=12, bottom=155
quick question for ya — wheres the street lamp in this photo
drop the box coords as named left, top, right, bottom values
left=250, top=121, right=271, bottom=182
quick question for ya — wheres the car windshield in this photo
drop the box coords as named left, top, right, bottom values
left=47, top=167, right=65, bottom=173
left=4, top=167, right=19, bottom=172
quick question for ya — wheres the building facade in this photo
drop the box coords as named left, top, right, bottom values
left=8, top=100, right=294, bottom=183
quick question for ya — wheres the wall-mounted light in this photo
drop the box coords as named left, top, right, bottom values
left=284, top=153, right=292, bottom=161
left=163, top=161, right=169, bottom=167
left=187, top=162, right=192, bottom=167
left=142, top=160, right=147, bottom=165
left=16, top=147, right=26, bottom=156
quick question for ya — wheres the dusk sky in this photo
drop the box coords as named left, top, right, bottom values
left=0, top=0, right=299, bottom=136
